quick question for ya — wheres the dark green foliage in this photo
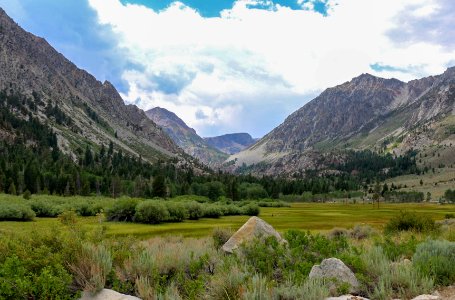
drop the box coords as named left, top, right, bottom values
left=385, top=211, right=439, bottom=234
left=0, top=202, right=35, bottom=221
left=165, top=202, right=188, bottom=222
left=152, top=175, right=167, bottom=198
left=413, top=240, right=455, bottom=285
left=184, top=201, right=204, bottom=220
left=134, top=201, right=169, bottom=224
left=105, top=198, right=139, bottom=222
left=202, top=204, right=223, bottom=218
left=383, top=191, right=424, bottom=203
left=242, top=203, right=260, bottom=216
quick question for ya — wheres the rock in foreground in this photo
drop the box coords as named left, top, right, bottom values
left=309, top=258, right=360, bottom=294
left=221, top=216, right=285, bottom=253
left=80, top=289, right=140, bottom=300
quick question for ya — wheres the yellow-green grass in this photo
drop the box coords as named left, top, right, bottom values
left=1, top=203, right=454, bottom=238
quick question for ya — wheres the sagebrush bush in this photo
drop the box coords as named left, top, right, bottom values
left=209, top=266, right=246, bottom=300
left=105, top=198, right=140, bottom=222
left=70, top=243, right=112, bottom=293
left=0, top=202, right=35, bottom=221
left=413, top=239, right=455, bottom=286
left=328, top=227, right=349, bottom=239
left=385, top=211, right=438, bottom=233
left=134, top=201, right=169, bottom=224
left=350, top=224, right=375, bottom=240
left=212, top=227, right=233, bottom=249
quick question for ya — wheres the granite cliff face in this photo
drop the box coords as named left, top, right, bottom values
left=204, top=133, right=256, bottom=155
left=146, top=107, right=228, bottom=167
left=230, top=68, right=455, bottom=176
left=0, top=8, right=189, bottom=163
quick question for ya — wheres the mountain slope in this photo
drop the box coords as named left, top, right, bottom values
left=146, top=107, right=228, bottom=167
left=204, top=133, right=256, bottom=155
left=230, top=68, right=455, bottom=176
left=0, top=8, right=191, bottom=164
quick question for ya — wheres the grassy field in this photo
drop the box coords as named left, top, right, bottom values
left=2, top=202, right=454, bottom=238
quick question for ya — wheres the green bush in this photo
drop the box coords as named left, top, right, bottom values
left=30, top=199, right=64, bottom=217
left=0, top=202, right=35, bottom=221
left=377, top=235, right=419, bottom=261
left=212, top=227, right=233, bottom=249
left=165, top=202, right=188, bottom=222
left=105, top=198, right=139, bottom=222
left=202, top=205, right=223, bottom=218
left=220, top=204, right=243, bottom=216
left=242, top=203, right=260, bottom=216
left=134, top=201, right=169, bottom=224
left=184, top=201, right=204, bottom=220
left=413, top=239, right=455, bottom=285
left=385, top=211, right=438, bottom=233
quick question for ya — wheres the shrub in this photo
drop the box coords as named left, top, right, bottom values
left=105, top=198, right=139, bottom=222
left=134, top=201, right=169, bottom=224
left=70, top=243, right=112, bottom=293
left=385, top=211, right=438, bottom=233
left=212, top=227, right=233, bottom=249
left=377, top=235, right=419, bottom=261
left=350, top=224, right=375, bottom=240
left=184, top=201, right=204, bottom=220
left=209, top=266, right=246, bottom=300
left=0, top=202, right=35, bottom=221
left=221, top=204, right=243, bottom=216
left=58, top=210, right=78, bottom=227
left=242, top=203, right=260, bottom=216
left=30, top=199, right=63, bottom=217
left=274, top=279, right=330, bottom=300
left=445, top=213, right=455, bottom=219
left=166, top=202, right=188, bottom=222
left=202, top=204, right=223, bottom=218
left=328, top=227, right=349, bottom=239
left=413, top=239, right=455, bottom=285
left=23, top=190, right=31, bottom=200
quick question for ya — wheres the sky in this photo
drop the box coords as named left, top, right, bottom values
left=1, top=0, right=455, bottom=138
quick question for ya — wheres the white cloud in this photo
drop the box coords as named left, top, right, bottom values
left=87, top=0, right=455, bottom=137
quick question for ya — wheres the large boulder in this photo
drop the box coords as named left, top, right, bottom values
left=221, top=216, right=285, bottom=253
left=309, top=258, right=360, bottom=294
left=80, top=289, right=140, bottom=300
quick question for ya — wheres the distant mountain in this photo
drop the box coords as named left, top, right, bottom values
left=204, top=133, right=256, bottom=155
left=146, top=107, right=228, bottom=167
left=0, top=8, right=200, bottom=167
left=230, top=68, right=455, bottom=176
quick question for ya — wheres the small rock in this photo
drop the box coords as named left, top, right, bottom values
left=309, top=258, right=360, bottom=294
left=325, top=295, right=370, bottom=300
left=221, top=216, right=285, bottom=253
left=80, top=289, right=140, bottom=300
left=411, top=295, right=441, bottom=300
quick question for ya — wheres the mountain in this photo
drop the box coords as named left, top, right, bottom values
left=0, top=8, right=194, bottom=165
left=230, top=68, right=455, bottom=176
left=204, top=133, right=256, bottom=155
left=146, top=107, right=228, bottom=167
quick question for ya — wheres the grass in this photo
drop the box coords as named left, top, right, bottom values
left=1, top=203, right=453, bottom=238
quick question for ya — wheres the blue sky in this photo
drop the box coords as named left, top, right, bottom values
left=1, top=0, right=454, bottom=137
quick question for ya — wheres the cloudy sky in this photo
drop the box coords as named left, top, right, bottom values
left=1, top=0, right=454, bottom=137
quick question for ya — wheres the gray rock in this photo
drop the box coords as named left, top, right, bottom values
left=326, top=296, right=369, bottom=300
left=221, top=216, right=285, bottom=253
left=80, top=289, right=140, bottom=300
left=411, top=295, right=441, bottom=300
left=309, top=258, right=360, bottom=294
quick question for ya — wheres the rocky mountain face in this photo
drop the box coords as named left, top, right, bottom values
left=0, top=8, right=194, bottom=165
left=204, top=133, right=256, bottom=155
left=230, top=68, right=455, bottom=176
left=146, top=107, right=228, bottom=167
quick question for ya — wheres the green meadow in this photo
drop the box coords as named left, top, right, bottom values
left=2, top=202, right=454, bottom=238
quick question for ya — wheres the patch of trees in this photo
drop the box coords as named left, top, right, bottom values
left=445, top=189, right=455, bottom=203
left=383, top=191, right=424, bottom=203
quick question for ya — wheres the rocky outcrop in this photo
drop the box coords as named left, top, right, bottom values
left=146, top=107, right=228, bottom=167
left=0, top=8, right=188, bottom=163
left=221, top=216, right=285, bottom=253
left=230, top=68, right=455, bottom=176
left=80, top=289, right=140, bottom=300
left=309, top=258, right=360, bottom=294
